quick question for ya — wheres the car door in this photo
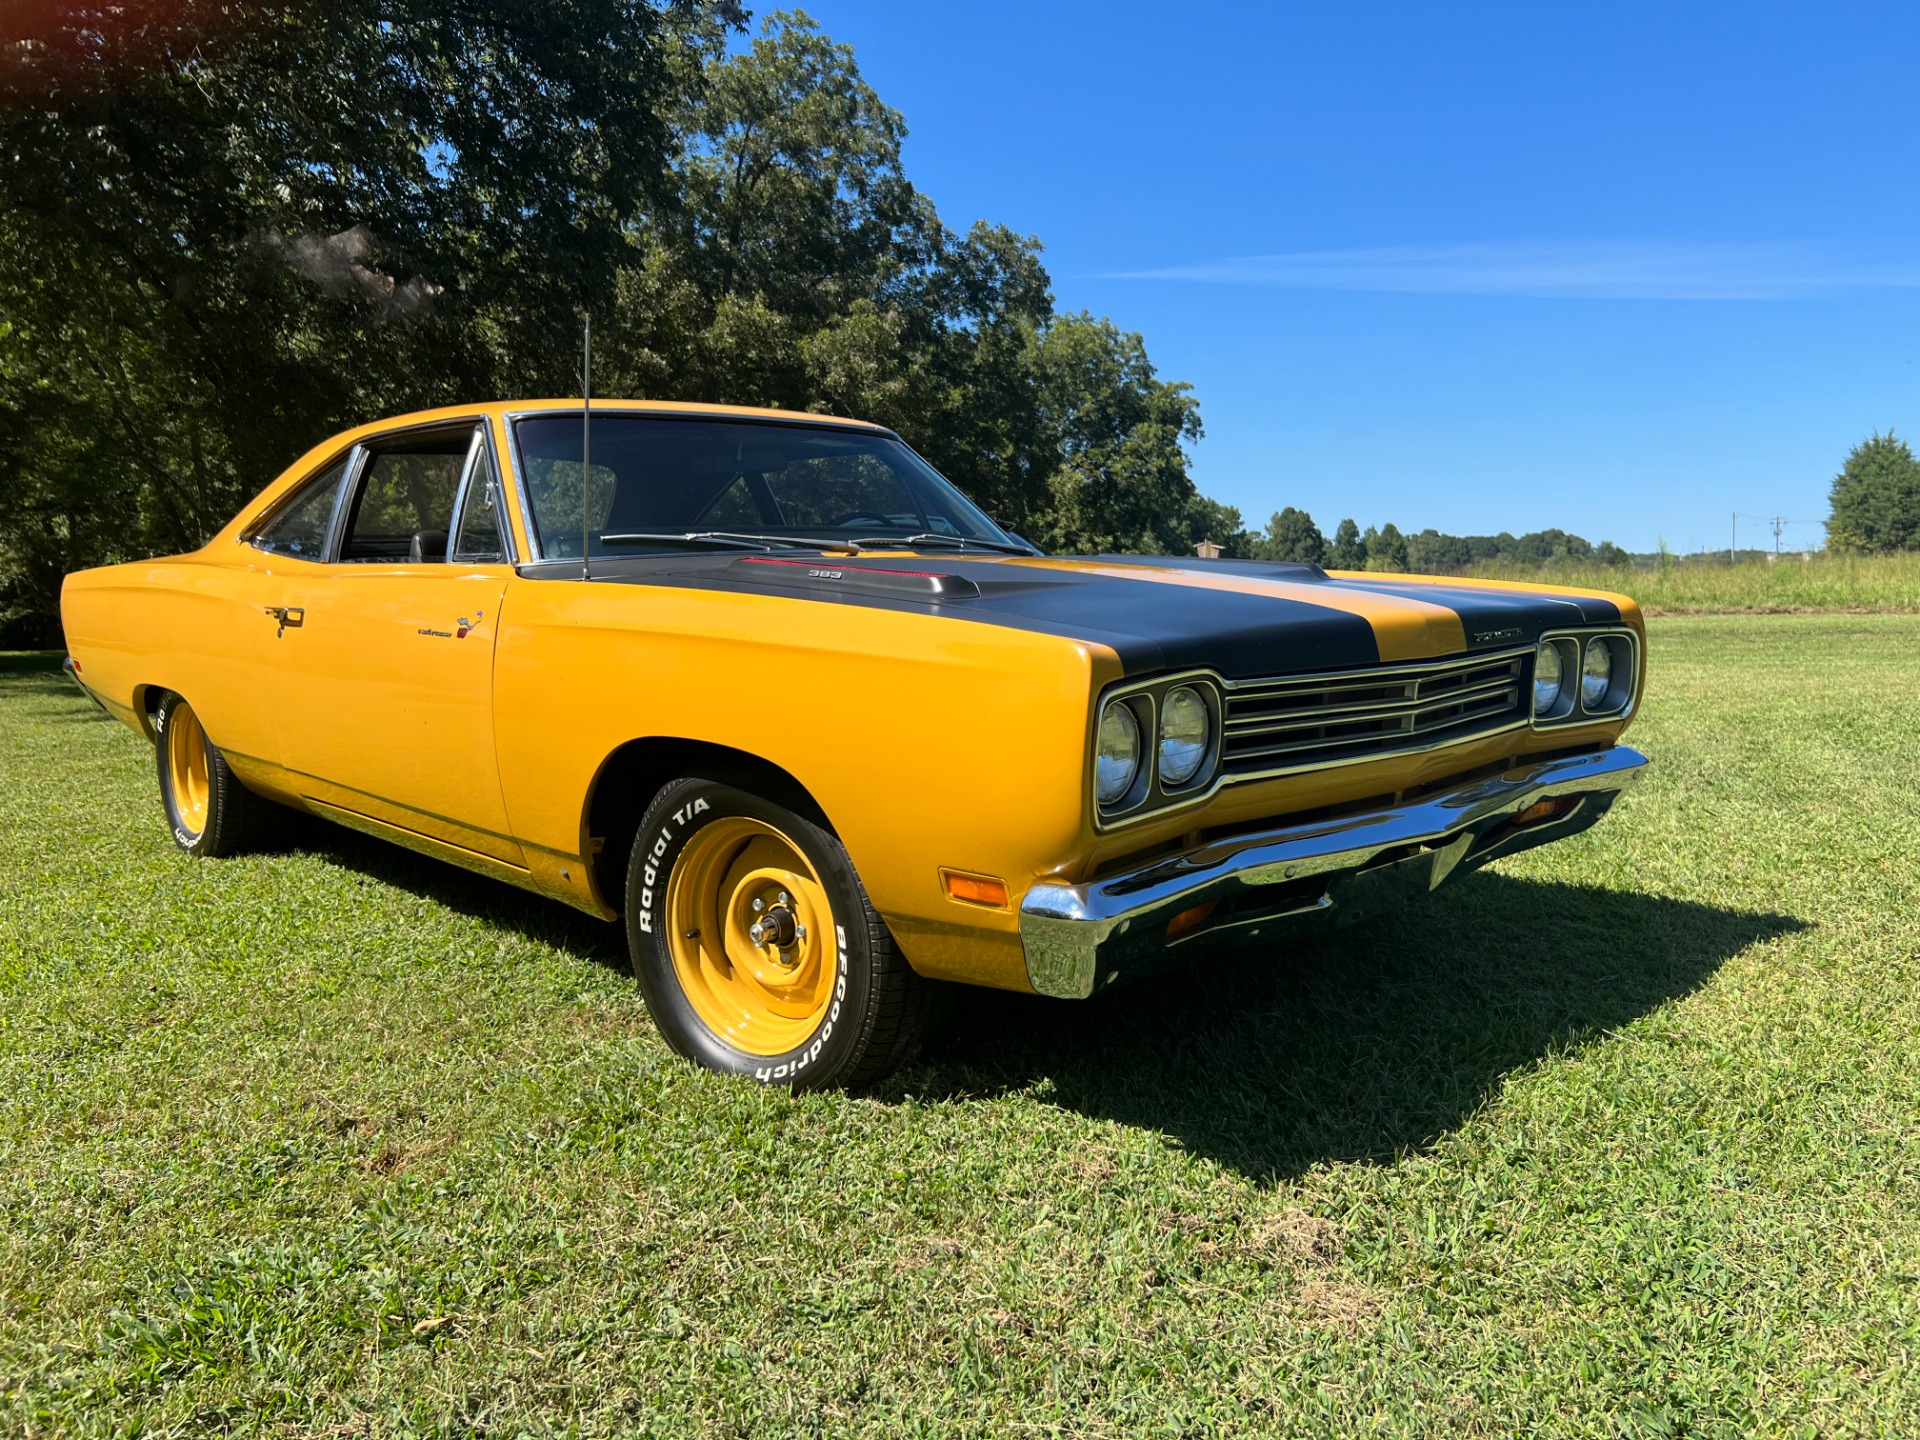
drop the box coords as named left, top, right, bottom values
left=265, top=420, right=525, bottom=867
left=192, top=451, right=356, bottom=791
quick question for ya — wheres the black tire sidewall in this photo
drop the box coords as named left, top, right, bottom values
left=626, top=779, right=874, bottom=1088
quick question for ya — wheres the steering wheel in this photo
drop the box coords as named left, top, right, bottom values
left=829, top=510, right=899, bottom=528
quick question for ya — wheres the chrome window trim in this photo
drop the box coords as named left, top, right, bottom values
left=321, top=443, right=369, bottom=563
left=1530, top=626, right=1640, bottom=728
left=447, top=425, right=515, bottom=564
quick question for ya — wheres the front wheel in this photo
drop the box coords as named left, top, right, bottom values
left=624, top=778, right=929, bottom=1090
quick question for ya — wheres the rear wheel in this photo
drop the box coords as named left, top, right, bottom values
left=625, top=777, right=929, bottom=1090
left=153, top=692, right=281, bottom=857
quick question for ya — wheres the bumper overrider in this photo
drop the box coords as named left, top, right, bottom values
left=1020, top=745, right=1649, bottom=999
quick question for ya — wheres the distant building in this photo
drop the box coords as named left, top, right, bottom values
left=1194, top=539, right=1223, bottom=559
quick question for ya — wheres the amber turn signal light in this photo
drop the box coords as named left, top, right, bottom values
left=1511, top=797, right=1578, bottom=829
left=1166, top=900, right=1218, bottom=940
left=942, top=870, right=1009, bottom=908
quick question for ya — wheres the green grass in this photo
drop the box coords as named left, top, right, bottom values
left=3, top=615, right=1918, bottom=1437
left=1466, top=551, right=1920, bottom=614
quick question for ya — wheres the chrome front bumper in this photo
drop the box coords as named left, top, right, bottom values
left=1020, top=745, right=1649, bottom=999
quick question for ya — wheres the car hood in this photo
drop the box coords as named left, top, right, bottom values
left=546, top=551, right=1630, bottom=679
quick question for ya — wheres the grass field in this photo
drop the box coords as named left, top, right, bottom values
left=3, top=615, right=1918, bottom=1437
left=1468, top=551, right=1920, bottom=614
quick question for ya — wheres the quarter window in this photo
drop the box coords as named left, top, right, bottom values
left=250, top=456, right=349, bottom=559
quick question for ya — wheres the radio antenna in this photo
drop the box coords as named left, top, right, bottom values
left=581, top=312, right=592, bottom=582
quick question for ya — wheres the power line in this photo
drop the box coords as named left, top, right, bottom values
left=1730, top=512, right=1822, bottom=560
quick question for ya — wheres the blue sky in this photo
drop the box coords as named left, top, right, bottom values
left=792, top=1, right=1920, bottom=552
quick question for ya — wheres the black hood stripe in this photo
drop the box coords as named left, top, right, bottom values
left=519, top=553, right=1629, bottom=679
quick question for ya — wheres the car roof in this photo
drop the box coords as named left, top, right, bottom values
left=372, top=398, right=893, bottom=435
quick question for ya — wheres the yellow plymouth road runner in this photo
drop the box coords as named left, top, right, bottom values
left=61, top=400, right=1647, bottom=1088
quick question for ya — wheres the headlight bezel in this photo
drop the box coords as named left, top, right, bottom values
left=1530, top=627, right=1639, bottom=728
left=1091, top=671, right=1224, bottom=827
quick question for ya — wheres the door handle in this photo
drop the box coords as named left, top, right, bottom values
left=264, top=605, right=304, bottom=637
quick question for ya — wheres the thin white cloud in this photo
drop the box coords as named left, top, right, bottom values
left=1102, top=241, right=1920, bottom=300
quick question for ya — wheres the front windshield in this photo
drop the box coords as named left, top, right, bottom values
left=512, top=413, right=1019, bottom=558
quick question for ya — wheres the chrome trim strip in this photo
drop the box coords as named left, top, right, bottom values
left=1222, top=673, right=1518, bottom=731
left=1224, top=676, right=1521, bottom=739
left=1222, top=644, right=1532, bottom=695
left=1024, top=744, right=1649, bottom=999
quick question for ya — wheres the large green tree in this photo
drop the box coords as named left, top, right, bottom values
left=2, top=4, right=1242, bottom=640
left=608, top=12, right=1230, bottom=553
left=1255, top=506, right=1326, bottom=564
left=0, top=0, right=742, bottom=640
left=1327, top=517, right=1366, bottom=569
left=1828, top=430, right=1920, bottom=553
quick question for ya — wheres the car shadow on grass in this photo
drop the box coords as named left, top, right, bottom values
left=282, top=817, right=631, bottom=970
left=258, top=806, right=1799, bottom=1185
left=898, top=875, right=1804, bottom=1183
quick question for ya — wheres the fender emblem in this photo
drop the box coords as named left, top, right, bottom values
left=419, top=609, right=484, bottom=640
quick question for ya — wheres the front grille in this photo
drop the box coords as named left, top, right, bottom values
left=1221, top=648, right=1529, bottom=779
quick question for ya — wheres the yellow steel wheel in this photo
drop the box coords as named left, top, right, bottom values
left=663, top=815, right=840, bottom=1056
left=163, top=701, right=212, bottom=840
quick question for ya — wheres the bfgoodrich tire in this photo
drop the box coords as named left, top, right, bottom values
left=625, top=777, right=929, bottom=1090
left=153, top=691, right=282, bottom=857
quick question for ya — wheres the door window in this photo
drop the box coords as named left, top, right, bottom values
left=250, top=455, right=350, bottom=559
left=340, top=427, right=479, bottom=563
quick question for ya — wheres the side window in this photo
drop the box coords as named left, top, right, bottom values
left=340, top=427, right=478, bottom=563
left=250, top=456, right=349, bottom=559
left=450, top=451, right=509, bottom=563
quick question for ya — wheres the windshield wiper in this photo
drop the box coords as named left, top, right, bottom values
left=598, top=531, right=860, bottom=553
left=852, top=532, right=1035, bottom=556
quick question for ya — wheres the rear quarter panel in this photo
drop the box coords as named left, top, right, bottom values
left=60, top=550, right=289, bottom=780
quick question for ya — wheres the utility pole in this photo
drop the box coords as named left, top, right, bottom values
left=1772, top=515, right=1786, bottom=561
left=1731, top=512, right=1736, bottom=566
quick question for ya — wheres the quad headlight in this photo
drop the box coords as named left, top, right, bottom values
left=1094, top=675, right=1223, bottom=823
left=1095, top=700, right=1141, bottom=805
left=1581, top=638, right=1613, bottom=709
left=1533, top=641, right=1565, bottom=715
left=1157, top=685, right=1210, bottom=787
left=1532, top=630, right=1637, bottom=727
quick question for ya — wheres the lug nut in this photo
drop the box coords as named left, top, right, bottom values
left=795, top=924, right=808, bottom=941
left=752, top=897, right=764, bottom=913
left=749, top=922, right=766, bottom=945
left=778, top=891, right=790, bottom=906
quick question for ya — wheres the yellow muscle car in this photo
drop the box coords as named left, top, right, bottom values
left=61, top=400, right=1648, bottom=1088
